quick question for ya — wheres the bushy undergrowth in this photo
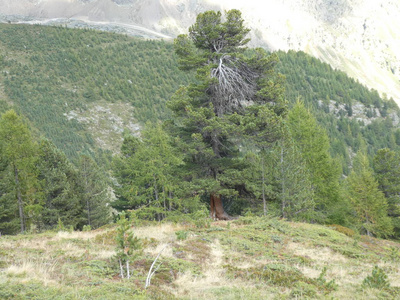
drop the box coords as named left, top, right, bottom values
left=328, top=224, right=356, bottom=237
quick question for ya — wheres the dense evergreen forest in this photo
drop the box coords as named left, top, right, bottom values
left=276, top=50, right=400, bottom=174
left=0, top=24, right=193, bottom=158
left=1, top=11, right=400, bottom=239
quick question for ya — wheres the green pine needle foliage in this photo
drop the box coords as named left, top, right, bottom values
left=362, top=266, right=390, bottom=290
left=115, top=212, right=141, bottom=264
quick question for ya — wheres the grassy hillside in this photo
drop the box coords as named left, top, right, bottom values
left=0, top=24, right=399, bottom=167
left=1, top=217, right=400, bottom=299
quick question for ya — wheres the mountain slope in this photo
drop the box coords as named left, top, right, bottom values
left=0, top=24, right=192, bottom=157
left=0, top=0, right=399, bottom=105
left=1, top=24, right=399, bottom=168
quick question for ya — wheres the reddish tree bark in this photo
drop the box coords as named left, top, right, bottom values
left=210, top=193, right=231, bottom=220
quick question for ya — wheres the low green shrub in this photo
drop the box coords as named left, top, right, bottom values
left=81, top=260, right=114, bottom=277
left=225, top=263, right=337, bottom=296
left=362, top=266, right=390, bottom=290
left=328, top=224, right=356, bottom=237
left=290, top=281, right=317, bottom=298
left=82, top=225, right=92, bottom=232
left=388, top=246, right=400, bottom=262
left=175, top=230, right=188, bottom=241
left=225, top=263, right=307, bottom=286
left=316, top=267, right=338, bottom=293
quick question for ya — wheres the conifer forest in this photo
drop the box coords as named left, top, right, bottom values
left=2, top=10, right=400, bottom=299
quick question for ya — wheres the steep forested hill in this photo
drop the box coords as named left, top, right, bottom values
left=276, top=50, right=400, bottom=174
left=0, top=24, right=399, bottom=168
left=0, top=24, right=192, bottom=158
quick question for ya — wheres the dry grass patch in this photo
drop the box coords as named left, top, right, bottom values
left=55, top=230, right=101, bottom=240
left=172, top=238, right=237, bottom=299
left=173, top=239, right=211, bottom=265
left=136, top=224, right=184, bottom=257
left=287, top=242, right=348, bottom=263
left=134, top=223, right=180, bottom=241
left=296, top=264, right=323, bottom=279
left=386, top=266, right=400, bottom=287
left=172, top=275, right=272, bottom=299
left=5, top=257, right=60, bottom=285
left=148, top=242, right=174, bottom=258
left=95, top=249, right=116, bottom=260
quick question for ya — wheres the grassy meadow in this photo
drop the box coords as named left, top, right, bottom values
left=1, top=217, right=400, bottom=299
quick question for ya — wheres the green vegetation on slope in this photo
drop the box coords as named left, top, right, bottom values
left=276, top=50, right=400, bottom=174
left=1, top=24, right=399, bottom=164
left=1, top=218, right=400, bottom=299
left=3, top=12, right=400, bottom=299
left=0, top=24, right=192, bottom=158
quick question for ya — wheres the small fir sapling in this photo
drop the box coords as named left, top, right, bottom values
left=115, top=212, right=141, bottom=279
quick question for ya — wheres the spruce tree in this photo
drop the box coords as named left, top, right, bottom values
left=273, top=137, right=315, bottom=221
left=168, top=9, right=286, bottom=219
left=287, top=101, right=342, bottom=223
left=243, top=129, right=315, bottom=221
left=113, top=124, right=189, bottom=220
left=0, top=159, right=20, bottom=234
left=373, top=148, right=400, bottom=237
left=0, top=110, right=41, bottom=233
left=36, top=139, right=84, bottom=230
left=347, top=151, right=393, bottom=237
left=78, top=154, right=112, bottom=229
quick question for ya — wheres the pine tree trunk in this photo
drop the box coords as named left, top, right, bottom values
left=84, top=170, right=91, bottom=227
left=210, top=193, right=231, bottom=220
left=281, top=147, right=287, bottom=219
left=153, top=175, right=159, bottom=202
left=210, top=194, right=216, bottom=219
left=162, top=186, right=166, bottom=219
left=261, top=156, right=267, bottom=217
left=365, top=213, right=371, bottom=236
left=14, top=165, right=25, bottom=233
left=169, top=191, right=172, bottom=211
left=153, top=175, right=160, bottom=221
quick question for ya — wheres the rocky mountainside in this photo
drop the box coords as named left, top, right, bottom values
left=0, top=0, right=399, bottom=105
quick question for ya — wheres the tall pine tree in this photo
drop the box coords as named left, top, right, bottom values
left=347, top=151, right=393, bottom=237
left=273, top=137, right=315, bottom=221
left=78, top=154, right=112, bottom=229
left=373, top=148, right=400, bottom=237
left=287, top=101, right=342, bottom=223
left=168, top=9, right=286, bottom=219
left=0, top=110, right=41, bottom=233
left=36, top=139, right=84, bottom=230
left=113, top=124, right=189, bottom=220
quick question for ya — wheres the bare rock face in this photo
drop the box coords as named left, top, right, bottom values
left=1, top=0, right=399, bottom=105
